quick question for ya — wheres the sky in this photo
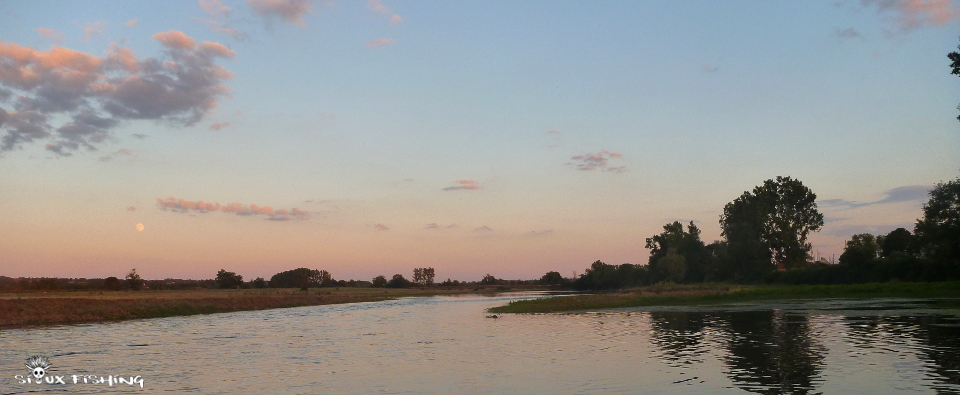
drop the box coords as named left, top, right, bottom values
left=1, top=0, right=958, bottom=282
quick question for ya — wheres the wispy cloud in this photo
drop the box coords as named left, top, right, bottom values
left=442, top=179, right=480, bottom=191
left=374, top=223, right=389, bottom=231
left=247, top=0, right=313, bottom=27
left=820, top=185, right=931, bottom=209
left=198, top=0, right=247, bottom=40
left=860, top=0, right=959, bottom=35
left=702, top=63, right=719, bottom=72
left=425, top=222, right=440, bottom=229
left=157, top=197, right=309, bottom=221
left=547, top=130, right=562, bottom=134
left=0, top=31, right=235, bottom=156
left=473, top=225, right=493, bottom=232
left=568, top=150, right=627, bottom=173
left=82, top=21, right=106, bottom=42
left=365, top=38, right=397, bottom=48
left=126, top=206, right=136, bottom=211
left=35, top=27, right=64, bottom=43
left=833, top=27, right=863, bottom=39
left=126, top=19, right=138, bottom=27
left=368, top=0, right=402, bottom=25
left=98, top=148, right=135, bottom=162
left=210, top=122, right=231, bottom=130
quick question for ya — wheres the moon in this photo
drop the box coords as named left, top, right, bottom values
left=136, top=223, right=145, bottom=232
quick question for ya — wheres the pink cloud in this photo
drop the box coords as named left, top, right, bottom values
left=82, top=21, right=106, bottom=42
left=127, top=206, right=136, bottom=211
left=391, top=15, right=403, bottom=25
left=443, top=179, right=480, bottom=191
left=153, top=30, right=196, bottom=50
left=365, top=38, right=397, bottom=48
left=210, top=121, right=231, bottom=130
left=198, top=0, right=248, bottom=40
left=474, top=225, right=493, bottom=232
left=368, top=0, right=402, bottom=25
left=375, top=223, right=389, bottom=231
left=861, top=0, right=959, bottom=34
left=126, top=19, right=138, bottom=27
left=36, top=27, right=64, bottom=43
left=569, top=150, right=627, bottom=173
left=547, top=130, right=562, bottom=134
left=0, top=31, right=234, bottom=155
left=247, top=0, right=313, bottom=27
left=158, top=197, right=309, bottom=221
left=425, top=223, right=440, bottom=229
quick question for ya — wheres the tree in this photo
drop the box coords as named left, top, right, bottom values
left=915, top=175, right=960, bottom=268
left=645, top=221, right=710, bottom=282
left=540, top=271, right=564, bottom=285
left=251, top=277, right=268, bottom=288
left=838, top=233, right=879, bottom=270
left=721, top=176, right=824, bottom=274
left=480, top=274, right=500, bottom=285
left=372, top=275, right=387, bottom=288
left=126, top=268, right=144, bottom=291
left=386, top=274, right=411, bottom=288
left=878, top=228, right=916, bottom=258
left=215, top=269, right=244, bottom=289
left=318, top=270, right=334, bottom=287
left=658, top=249, right=687, bottom=283
left=423, top=267, right=435, bottom=286
left=949, top=39, right=960, bottom=121
left=269, top=268, right=322, bottom=289
left=103, top=276, right=122, bottom=291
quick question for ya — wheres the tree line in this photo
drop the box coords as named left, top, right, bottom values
left=565, top=174, right=960, bottom=290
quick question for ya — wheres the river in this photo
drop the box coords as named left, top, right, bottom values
left=1, top=292, right=959, bottom=394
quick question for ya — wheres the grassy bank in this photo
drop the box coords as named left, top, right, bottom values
left=0, top=287, right=524, bottom=328
left=488, top=282, right=960, bottom=314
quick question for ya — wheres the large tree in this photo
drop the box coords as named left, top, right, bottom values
left=949, top=39, right=960, bottom=121
left=914, top=176, right=960, bottom=268
left=720, top=176, right=824, bottom=275
left=645, top=221, right=709, bottom=282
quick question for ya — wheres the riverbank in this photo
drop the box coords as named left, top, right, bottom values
left=0, top=286, right=529, bottom=328
left=488, top=282, right=960, bottom=313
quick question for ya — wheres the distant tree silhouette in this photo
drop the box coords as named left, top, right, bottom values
left=269, top=268, right=323, bottom=289
left=251, top=277, right=268, bottom=288
left=915, top=175, right=960, bottom=270
left=372, top=275, right=387, bottom=288
left=215, top=269, right=244, bottom=289
left=103, top=276, right=122, bottom=291
left=386, top=274, right=411, bottom=288
left=126, top=269, right=144, bottom=291
left=539, top=271, right=564, bottom=285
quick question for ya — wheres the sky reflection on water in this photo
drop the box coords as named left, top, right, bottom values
left=1, top=293, right=958, bottom=394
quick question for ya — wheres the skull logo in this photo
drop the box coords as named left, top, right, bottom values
left=25, top=356, right=51, bottom=379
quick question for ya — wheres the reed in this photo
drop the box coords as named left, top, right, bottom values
left=0, top=287, right=511, bottom=328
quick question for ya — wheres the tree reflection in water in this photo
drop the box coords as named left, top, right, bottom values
left=720, top=310, right=826, bottom=394
left=844, top=315, right=960, bottom=393
left=649, top=309, right=826, bottom=394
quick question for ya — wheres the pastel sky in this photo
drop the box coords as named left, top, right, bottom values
left=1, top=0, right=958, bottom=282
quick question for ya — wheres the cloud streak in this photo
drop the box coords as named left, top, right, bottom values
left=157, top=197, right=309, bottom=221
left=860, top=0, right=959, bottom=34
left=442, top=179, right=480, bottom=191
left=247, top=0, right=313, bottom=27
left=365, top=38, right=397, bottom=48
left=819, top=185, right=931, bottom=209
left=0, top=31, right=235, bottom=156
left=569, top=150, right=627, bottom=173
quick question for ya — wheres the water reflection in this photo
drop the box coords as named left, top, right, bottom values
left=1, top=295, right=959, bottom=394
left=720, top=310, right=825, bottom=394
left=844, top=315, right=960, bottom=393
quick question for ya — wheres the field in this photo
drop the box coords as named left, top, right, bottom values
left=0, top=286, right=518, bottom=328
left=488, top=282, right=960, bottom=313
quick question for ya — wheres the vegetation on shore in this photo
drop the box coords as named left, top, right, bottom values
left=0, top=286, right=528, bottom=329
left=489, top=282, right=960, bottom=314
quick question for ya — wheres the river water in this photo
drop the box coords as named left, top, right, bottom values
left=1, top=292, right=959, bottom=394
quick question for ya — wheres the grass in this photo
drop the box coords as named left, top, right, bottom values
left=0, top=286, right=527, bottom=328
left=488, top=282, right=960, bottom=314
